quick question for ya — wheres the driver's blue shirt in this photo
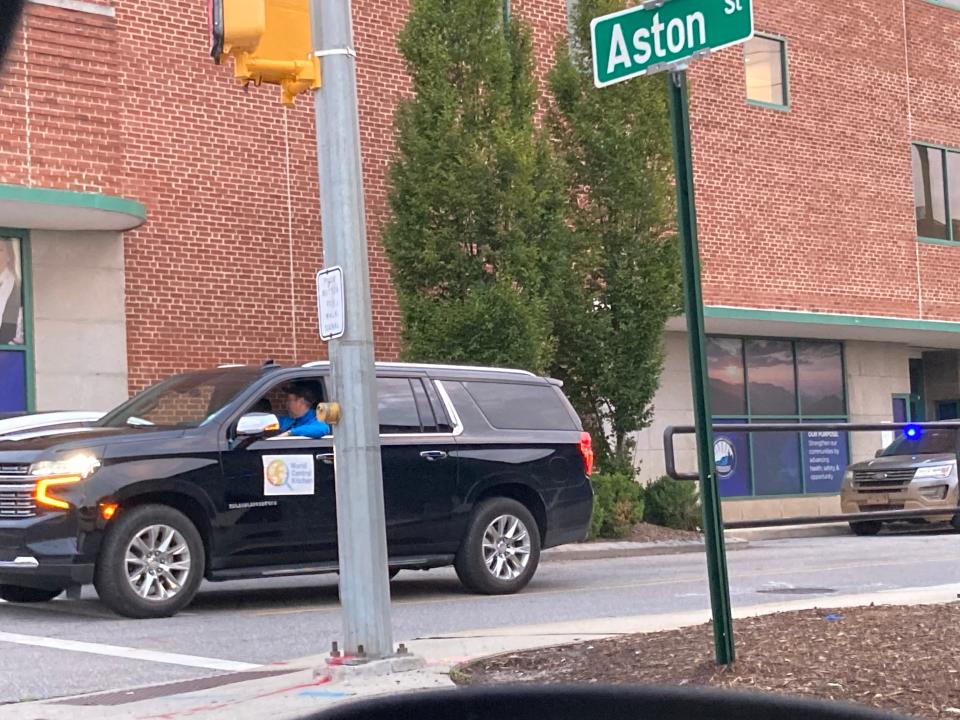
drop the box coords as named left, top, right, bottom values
left=278, top=409, right=331, bottom=439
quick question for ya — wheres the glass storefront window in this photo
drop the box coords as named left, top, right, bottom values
left=746, top=339, right=796, bottom=415
left=752, top=420, right=803, bottom=496
left=707, top=338, right=745, bottom=416
left=708, top=336, right=847, bottom=498
left=797, top=341, right=845, bottom=415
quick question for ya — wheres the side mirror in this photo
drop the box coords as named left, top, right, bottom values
left=237, top=413, right=280, bottom=437
left=875, top=449, right=884, bottom=458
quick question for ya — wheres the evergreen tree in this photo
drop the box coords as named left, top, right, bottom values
left=548, top=0, right=682, bottom=471
left=385, top=0, right=567, bottom=374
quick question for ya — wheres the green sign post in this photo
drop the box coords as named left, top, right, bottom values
left=591, top=0, right=753, bottom=88
left=590, top=0, right=753, bottom=666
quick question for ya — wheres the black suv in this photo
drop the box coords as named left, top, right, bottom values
left=0, top=363, right=593, bottom=618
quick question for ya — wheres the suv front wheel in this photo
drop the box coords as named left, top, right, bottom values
left=455, top=498, right=541, bottom=595
left=94, top=504, right=205, bottom=619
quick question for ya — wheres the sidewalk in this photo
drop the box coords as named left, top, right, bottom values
left=4, top=583, right=957, bottom=720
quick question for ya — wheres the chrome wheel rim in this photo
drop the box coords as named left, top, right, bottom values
left=482, top=514, right=531, bottom=581
left=124, top=524, right=191, bottom=602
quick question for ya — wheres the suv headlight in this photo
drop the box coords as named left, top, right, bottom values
left=30, top=452, right=101, bottom=510
left=913, top=464, right=954, bottom=480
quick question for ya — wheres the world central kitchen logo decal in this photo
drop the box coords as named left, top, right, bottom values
left=262, top=455, right=315, bottom=496
left=714, top=437, right=736, bottom=478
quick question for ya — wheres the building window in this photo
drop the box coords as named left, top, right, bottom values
left=0, top=232, right=31, bottom=412
left=912, top=145, right=960, bottom=240
left=912, top=143, right=960, bottom=241
left=708, top=337, right=848, bottom=498
left=744, top=35, right=787, bottom=108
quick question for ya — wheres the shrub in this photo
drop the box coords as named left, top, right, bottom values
left=643, top=475, right=700, bottom=531
left=589, top=472, right=645, bottom=539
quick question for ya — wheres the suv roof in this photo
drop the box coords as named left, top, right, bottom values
left=214, top=361, right=546, bottom=383
left=301, top=360, right=537, bottom=379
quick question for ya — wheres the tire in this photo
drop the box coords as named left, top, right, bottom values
left=94, top=504, right=205, bottom=619
left=0, top=585, right=63, bottom=603
left=455, top=497, right=541, bottom=595
left=952, top=512, right=960, bottom=531
left=849, top=520, right=882, bottom=536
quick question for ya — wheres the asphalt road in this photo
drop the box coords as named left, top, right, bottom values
left=1, top=530, right=958, bottom=704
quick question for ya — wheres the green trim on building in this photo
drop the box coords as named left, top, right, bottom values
left=705, top=305, right=960, bottom=334
left=919, top=0, right=960, bottom=11
left=914, top=139, right=960, bottom=153
left=0, top=184, right=146, bottom=227
left=917, top=236, right=959, bottom=247
left=747, top=99, right=790, bottom=113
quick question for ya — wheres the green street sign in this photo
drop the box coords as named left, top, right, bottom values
left=591, top=0, right=754, bottom=88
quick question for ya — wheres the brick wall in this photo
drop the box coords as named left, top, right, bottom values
left=2, top=1, right=575, bottom=396
left=7, top=0, right=960, bottom=397
left=907, top=0, right=960, bottom=321
left=0, top=3, right=122, bottom=192
left=688, top=0, right=960, bottom=323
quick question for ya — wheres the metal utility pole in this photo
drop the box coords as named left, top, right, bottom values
left=667, top=69, right=735, bottom=665
left=310, top=0, right=393, bottom=660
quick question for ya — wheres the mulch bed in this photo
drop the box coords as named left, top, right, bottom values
left=587, top=522, right=702, bottom=544
left=455, top=604, right=960, bottom=719
left=623, top=522, right=701, bottom=543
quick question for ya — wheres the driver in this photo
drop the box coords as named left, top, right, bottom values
left=276, top=382, right=331, bottom=439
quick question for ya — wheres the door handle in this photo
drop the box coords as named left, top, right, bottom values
left=316, top=452, right=335, bottom=464
left=420, top=450, right=448, bottom=462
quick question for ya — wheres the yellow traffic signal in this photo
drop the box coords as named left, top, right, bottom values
left=209, top=0, right=320, bottom=106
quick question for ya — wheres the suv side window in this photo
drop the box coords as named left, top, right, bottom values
left=463, top=381, right=577, bottom=431
left=378, top=377, right=427, bottom=434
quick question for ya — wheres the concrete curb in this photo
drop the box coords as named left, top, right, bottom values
left=322, top=655, right=426, bottom=680
left=543, top=519, right=861, bottom=564
left=543, top=536, right=749, bottom=562
left=724, top=522, right=852, bottom=542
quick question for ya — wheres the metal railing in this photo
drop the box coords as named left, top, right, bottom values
left=663, top=421, right=960, bottom=529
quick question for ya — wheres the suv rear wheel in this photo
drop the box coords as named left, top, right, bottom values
left=0, top=585, right=63, bottom=603
left=455, top=498, right=541, bottom=595
left=94, top=504, right=205, bottom=619
left=849, top=520, right=882, bottom=536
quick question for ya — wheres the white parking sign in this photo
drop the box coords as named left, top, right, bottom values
left=316, top=266, right=345, bottom=341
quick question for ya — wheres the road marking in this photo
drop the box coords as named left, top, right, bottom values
left=249, top=554, right=960, bottom=617
left=0, top=631, right=260, bottom=672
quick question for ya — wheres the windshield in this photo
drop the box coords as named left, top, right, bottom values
left=98, top=369, right=261, bottom=430
left=880, top=428, right=957, bottom=457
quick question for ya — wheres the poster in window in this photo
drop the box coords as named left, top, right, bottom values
left=0, top=351, right=26, bottom=412
left=0, top=238, right=23, bottom=345
left=714, top=419, right=751, bottom=498
left=753, top=421, right=803, bottom=496
left=802, top=429, right=849, bottom=494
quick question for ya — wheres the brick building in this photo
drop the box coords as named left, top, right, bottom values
left=1, top=0, right=959, bottom=519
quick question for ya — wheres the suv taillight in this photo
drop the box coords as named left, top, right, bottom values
left=579, top=432, right=594, bottom=477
